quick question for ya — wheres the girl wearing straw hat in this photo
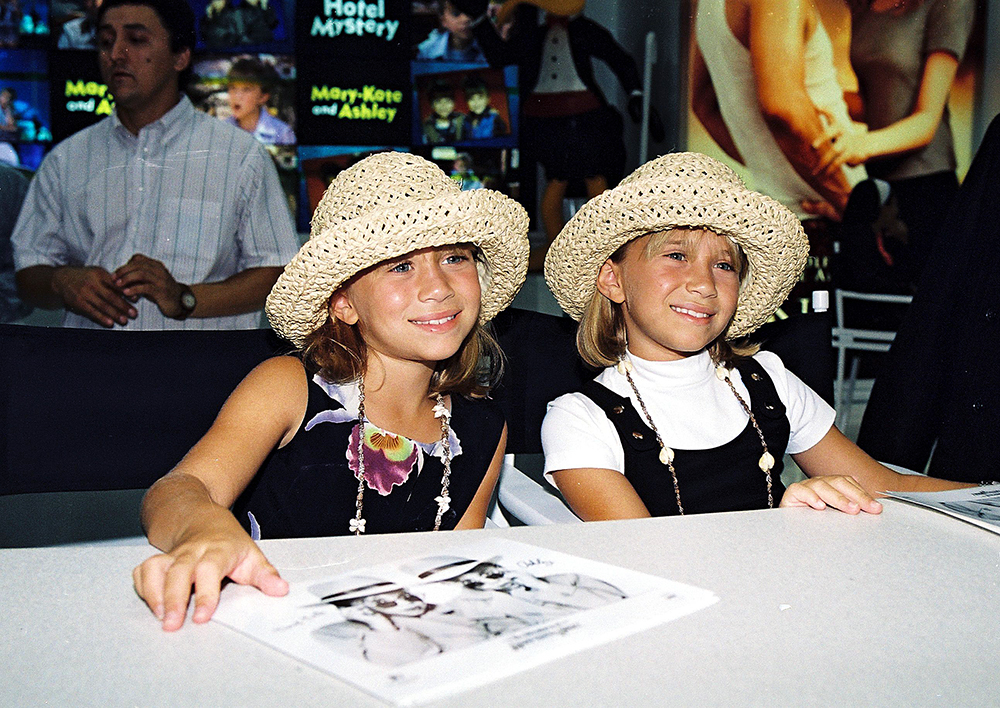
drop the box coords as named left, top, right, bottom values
left=541, top=152, right=971, bottom=520
left=133, top=152, right=529, bottom=630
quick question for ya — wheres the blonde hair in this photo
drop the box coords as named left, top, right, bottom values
left=300, top=246, right=503, bottom=398
left=576, top=228, right=758, bottom=369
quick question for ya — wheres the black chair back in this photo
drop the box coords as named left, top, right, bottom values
left=0, top=325, right=287, bottom=495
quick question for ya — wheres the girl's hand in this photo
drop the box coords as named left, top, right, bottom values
left=132, top=528, right=288, bottom=632
left=780, top=475, right=883, bottom=515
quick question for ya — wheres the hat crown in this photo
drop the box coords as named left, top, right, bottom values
left=310, top=152, right=461, bottom=237
left=621, top=151, right=744, bottom=189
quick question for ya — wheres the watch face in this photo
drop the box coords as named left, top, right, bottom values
left=181, top=290, right=197, bottom=311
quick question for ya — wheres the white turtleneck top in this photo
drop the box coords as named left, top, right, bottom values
left=541, top=350, right=835, bottom=481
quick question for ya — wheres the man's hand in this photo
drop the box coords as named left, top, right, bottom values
left=51, top=265, right=137, bottom=327
left=114, top=254, right=188, bottom=319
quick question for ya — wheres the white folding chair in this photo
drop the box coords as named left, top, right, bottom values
left=487, top=454, right=581, bottom=527
left=831, top=289, right=913, bottom=430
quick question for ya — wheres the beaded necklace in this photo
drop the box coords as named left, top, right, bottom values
left=617, top=357, right=774, bottom=515
left=350, top=379, right=453, bottom=535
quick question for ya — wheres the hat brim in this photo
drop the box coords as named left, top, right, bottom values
left=267, top=189, right=529, bottom=347
left=543, top=172, right=808, bottom=338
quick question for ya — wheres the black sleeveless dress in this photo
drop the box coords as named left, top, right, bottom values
left=581, top=358, right=790, bottom=516
left=233, top=375, right=505, bottom=539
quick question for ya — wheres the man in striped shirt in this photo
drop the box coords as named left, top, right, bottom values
left=12, top=0, right=298, bottom=330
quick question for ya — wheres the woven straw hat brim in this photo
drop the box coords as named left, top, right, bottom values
left=544, top=172, right=808, bottom=338
left=267, top=189, right=529, bottom=347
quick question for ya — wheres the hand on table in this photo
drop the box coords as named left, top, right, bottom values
left=780, top=475, right=883, bottom=515
left=114, top=254, right=188, bottom=319
left=51, top=265, right=137, bottom=327
left=133, top=530, right=288, bottom=631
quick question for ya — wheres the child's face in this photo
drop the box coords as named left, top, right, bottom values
left=598, top=229, right=741, bottom=361
left=466, top=91, right=488, bottom=114
left=330, top=245, right=481, bottom=371
left=362, top=590, right=428, bottom=617
left=441, top=1, right=472, bottom=39
left=227, top=81, right=269, bottom=123
left=432, top=95, right=455, bottom=118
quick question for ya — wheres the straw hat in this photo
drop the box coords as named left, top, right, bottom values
left=543, top=152, right=808, bottom=339
left=266, top=152, right=530, bottom=347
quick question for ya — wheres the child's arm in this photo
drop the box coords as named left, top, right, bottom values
left=542, top=393, right=651, bottom=521
left=788, top=425, right=976, bottom=513
left=455, top=424, right=507, bottom=529
left=550, top=468, right=652, bottom=521
left=133, top=356, right=309, bottom=631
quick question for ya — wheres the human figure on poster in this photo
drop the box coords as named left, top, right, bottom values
left=57, top=0, right=102, bottom=48
left=131, top=152, right=530, bottom=631
left=0, top=87, right=17, bottom=141
left=11, top=0, right=297, bottom=330
left=201, top=0, right=278, bottom=49
left=450, top=152, right=483, bottom=190
left=416, top=0, right=487, bottom=63
left=452, top=0, right=665, bottom=270
left=540, top=152, right=975, bottom=521
left=691, top=0, right=866, bottom=221
left=0, top=0, right=21, bottom=46
left=812, top=0, right=976, bottom=287
left=422, top=80, right=465, bottom=144
left=462, top=75, right=507, bottom=139
left=224, top=55, right=295, bottom=145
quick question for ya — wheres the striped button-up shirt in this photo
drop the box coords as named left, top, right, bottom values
left=12, top=96, right=299, bottom=330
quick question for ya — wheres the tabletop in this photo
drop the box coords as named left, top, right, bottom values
left=2, top=501, right=998, bottom=707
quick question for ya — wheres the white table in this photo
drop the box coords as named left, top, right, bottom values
left=2, top=501, right=997, bottom=707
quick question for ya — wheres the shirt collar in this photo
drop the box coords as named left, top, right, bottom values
left=621, top=348, right=715, bottom=390
left=111, top=94, right=194, bottom=140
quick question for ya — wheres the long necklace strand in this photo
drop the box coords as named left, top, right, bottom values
left=620, top=358, right=774, bottom=515
left=351, top=379, right=452, bottom=535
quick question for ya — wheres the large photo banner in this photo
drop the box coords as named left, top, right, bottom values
left=687, top=0, right=987, bottom=303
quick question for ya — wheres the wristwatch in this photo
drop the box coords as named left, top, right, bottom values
left=176, top=285, right=197, bottom=320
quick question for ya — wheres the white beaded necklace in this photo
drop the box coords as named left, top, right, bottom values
left=350, top=379, right=453, bottom=535
left=617, top=357, right=774, bottom=515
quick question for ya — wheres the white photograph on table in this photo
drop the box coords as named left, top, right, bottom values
left=212, top=538, right=718, bottom=706
left=885, top=485, right=1000, bottom=535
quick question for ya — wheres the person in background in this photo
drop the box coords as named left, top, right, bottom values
left=224, top=56, right=295, bottom=145
left=11, top=0, right=298, bottom=330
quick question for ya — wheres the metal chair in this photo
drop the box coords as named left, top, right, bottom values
left=831, top=289, right=912, bottom=430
